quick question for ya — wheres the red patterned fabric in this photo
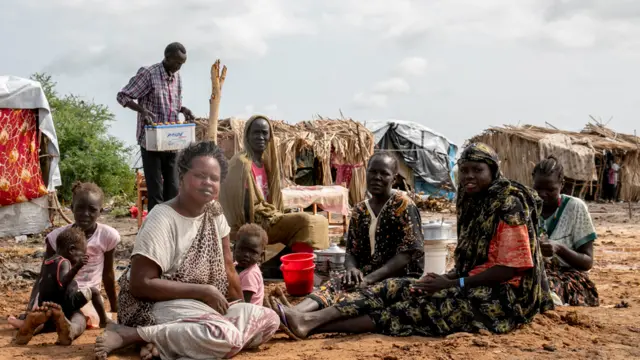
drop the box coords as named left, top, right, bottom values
left=0, top=109, right=48, bottom=206
left=468, top=221, right=534, bottom=286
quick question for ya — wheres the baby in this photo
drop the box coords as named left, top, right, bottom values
left=15, top=227, right=109, bottom=346
left=234, top=224, right=268, bottom=306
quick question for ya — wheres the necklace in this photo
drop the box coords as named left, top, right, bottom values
left=540, top=195, right=562, bottom=235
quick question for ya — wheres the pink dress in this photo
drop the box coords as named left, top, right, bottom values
left=238, top=264, right=265, bottom=306
left=46, top=223, right=120, bottom=327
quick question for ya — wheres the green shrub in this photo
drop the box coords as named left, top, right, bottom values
left=32, top=73, right=135, bottom=203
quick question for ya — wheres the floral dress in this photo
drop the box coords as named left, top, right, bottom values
left=307, top=191, right=424, bottom=309
left=332, top=178, right=554, bottom=336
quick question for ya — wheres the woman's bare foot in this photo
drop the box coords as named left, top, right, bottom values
left=274, top=301, right=313, bottom=339
left=139, top=342, right=160, bottom=360
left=14, top=306, right=51, bottom=345
left=7, top=315, right=25, bottom=329
left=94, top=323, right=143, bottom=360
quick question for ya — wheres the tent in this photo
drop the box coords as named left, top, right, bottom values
left=365, top=120, right=458, bottom=198
left=0, top=76, right=61, bottom=237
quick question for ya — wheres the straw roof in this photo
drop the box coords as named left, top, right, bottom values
left=469, top=123, right=640, bottom=201
left=194, top=117, right=375, bottom=204
left=481, top=123, right=640, bottom=152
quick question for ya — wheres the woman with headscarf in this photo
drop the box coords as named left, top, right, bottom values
left=532, top=156, right=599, bottom=306
left=270, top=143, right=553, bottom=339
left=219, top=115, right=329, bottom=277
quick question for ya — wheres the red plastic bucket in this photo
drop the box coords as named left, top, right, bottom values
left=280, top=253, right=315, bottom=270
left=280, top=264, right=315, bottom=296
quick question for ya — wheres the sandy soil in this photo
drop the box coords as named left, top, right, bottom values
left=1, top=203, right=639, bottom=360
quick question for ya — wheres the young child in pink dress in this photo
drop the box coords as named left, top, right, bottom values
left=8, top=182, right=120, bottom=330
left=234, top=224, right=267, bottom=306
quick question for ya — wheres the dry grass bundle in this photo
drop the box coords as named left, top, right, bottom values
left=470, top=123, right=640, bottom=201
left=194, top=116, right=375, bottom=204
left=409, top=193, right=454, bottom=213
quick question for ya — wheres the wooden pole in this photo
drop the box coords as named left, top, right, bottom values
left=629, top=130, right=638, bottom=219
left=208, top=59, right=227, bottom=144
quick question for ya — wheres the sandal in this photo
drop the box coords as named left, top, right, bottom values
left=268, top=297, right=303, bottom=341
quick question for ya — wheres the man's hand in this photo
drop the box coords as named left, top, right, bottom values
left=141, top=108, right=154, bottom=125
left=181, top=107, right=195, bottom=122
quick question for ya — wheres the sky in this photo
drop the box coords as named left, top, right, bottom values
left=2, top=0, right=640, bottom=148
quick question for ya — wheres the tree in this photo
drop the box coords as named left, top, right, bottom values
left=31, top=73, right=135, bottom=203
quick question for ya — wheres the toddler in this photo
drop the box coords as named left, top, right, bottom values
left=15, top=227, right=109, bottom=345
left=234, top=224, right=268, bottom=306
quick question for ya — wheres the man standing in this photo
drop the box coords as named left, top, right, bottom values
left=117, top=42, right=195, bottom=211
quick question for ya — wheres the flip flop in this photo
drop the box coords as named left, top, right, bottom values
left=269, top=297, right=303, bottom=341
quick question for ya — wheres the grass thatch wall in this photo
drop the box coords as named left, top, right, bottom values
left=194, top=117, right=375, bottom=205
left=470, top=124, right=640, bottom=202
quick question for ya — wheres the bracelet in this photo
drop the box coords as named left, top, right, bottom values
left=459, top=277, right=465, bottom=289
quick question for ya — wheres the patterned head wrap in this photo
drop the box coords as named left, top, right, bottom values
left=458, top=142, right=500, bottom=179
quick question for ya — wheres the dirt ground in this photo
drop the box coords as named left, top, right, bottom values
left=1, top=203, right=640, bottom=360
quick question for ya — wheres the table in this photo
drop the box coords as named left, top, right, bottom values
left=281, top=185, right=350, bottom=234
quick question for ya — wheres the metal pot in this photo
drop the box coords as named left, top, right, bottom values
left=422, top=221, right=453, bottom=240
left=314, top=243, right=346, bottom=274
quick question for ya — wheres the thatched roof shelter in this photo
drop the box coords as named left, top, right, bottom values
left=195, top=117, right=375, bottom=205
left=469, top=123, right=640, bottom=201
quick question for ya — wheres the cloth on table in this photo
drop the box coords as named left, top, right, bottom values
left=281, top=185, right=350, bottom=216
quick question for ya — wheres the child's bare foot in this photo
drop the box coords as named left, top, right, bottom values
left=7, top=315, right=25, bottom=329
left=14, top=306, right=51, bottom=345
left=44, top=302, right=75, bottom=346
left=139, top=342, right=160, bottom=360
left=94, top=323, right=143, bottom=360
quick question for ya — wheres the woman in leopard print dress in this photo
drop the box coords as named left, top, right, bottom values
left=94, top=141, right=279, bottom=360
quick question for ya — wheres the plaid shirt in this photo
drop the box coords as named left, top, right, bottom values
left=117, top=62, right=183, bottom=146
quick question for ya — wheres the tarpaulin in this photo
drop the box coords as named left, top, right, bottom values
left=367, top=120, right=457, bottom=191
left=0, top=109, right=48, bottom=206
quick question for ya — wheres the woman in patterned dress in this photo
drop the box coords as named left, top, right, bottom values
left=533, top=156, right=599, bottom=306
left=94, top=141, right=279, bottom=360
left=272, top=143, right=553, bottom=338
left=274, top=152, right=424, bottom=313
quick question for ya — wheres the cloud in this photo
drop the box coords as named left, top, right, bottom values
left=37, top=0, right=317, bottom=75
left=320, top=0, right=640, bottom=53
left=397, top=57, right=428, bottom=76
left=372, top=77, right=411, bottom=94
left=352, top=92, right=388, bottom=109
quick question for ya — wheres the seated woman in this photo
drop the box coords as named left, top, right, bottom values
left=94, top=141, right=279, bottom=360
left=220, top=115, right=329, bottom=277
left=532, top=156, right=599, bottom=307
left=274, top=152, right=424, bottom=313
left=272, top=143, right=553, bottom=339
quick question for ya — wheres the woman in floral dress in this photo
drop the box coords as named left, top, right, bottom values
left=273, top=152, right=424, bottom=313
left=272, top=143, right=554, bottom=338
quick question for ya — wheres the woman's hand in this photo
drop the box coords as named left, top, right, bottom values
left=343, top=268, right=364, bottom=288
left=410, top=273, right=455, bottom=294
left=198, top=285, right=229, bottom=315
left=540, top=240, right=559, bottom=257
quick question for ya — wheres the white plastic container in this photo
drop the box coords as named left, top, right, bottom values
left=145, top=123, right=196, bottom=151
left=422, top=221, right=455, bottom=275
left=423, top=241, right=450, bottom=275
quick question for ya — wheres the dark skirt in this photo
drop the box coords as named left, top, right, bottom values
left=545, top=261, right=599, bottom=307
